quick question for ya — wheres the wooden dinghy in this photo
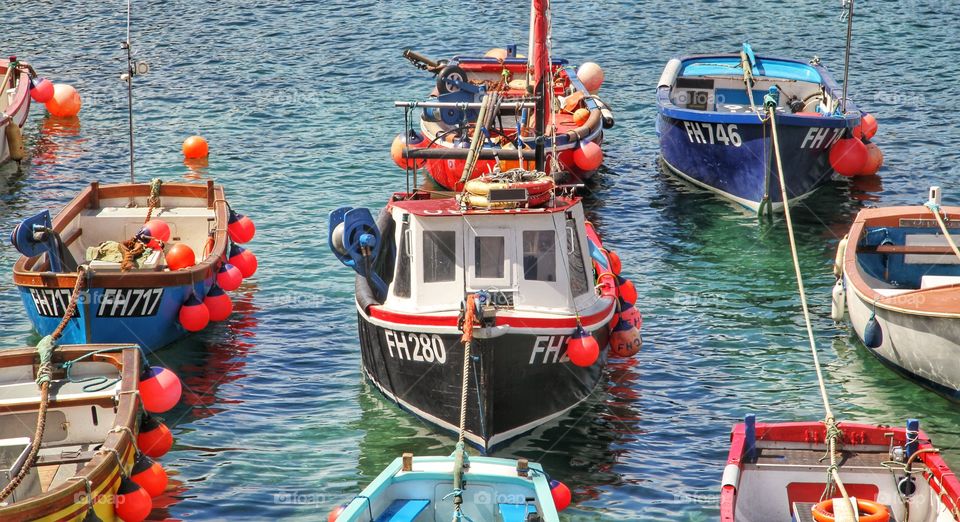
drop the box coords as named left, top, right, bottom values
left=0, top=344, right=147, bottom=521
left=10, top=180, right=247, bottom=352
left=1, top=56, right=32, bottom=166
left=834, top=187, right=960, bottom=399
left=721, top=416, right=960, bottom=521
left=330, top=452, right=566, bottom=522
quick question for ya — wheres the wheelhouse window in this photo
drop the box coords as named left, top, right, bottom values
left=522, top=231, right=556, bottom=282
left=475, top=236, right=505, bottom=279
left=423, top=230, right=456, bottom=283
left=394, top=221, right=411, bottom=297
left=566, top=218, right=590, bottom=296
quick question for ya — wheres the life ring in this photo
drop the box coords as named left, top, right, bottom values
left=461, top=190, right=551, bottom=209
left=464, top=174, right=555, bottom=197
left=811, top=498, right=890, bottom=522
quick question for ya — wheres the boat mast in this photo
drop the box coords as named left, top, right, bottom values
left=840, top=0, right=854, bottom=114
left=121, top=0, right=136, bottom=183
left=531, top=0, right=549, bottom=172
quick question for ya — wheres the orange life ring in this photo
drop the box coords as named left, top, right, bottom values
left=464, top=174, right=554, bottom=196
left=811, top=498, right=889, bottom=522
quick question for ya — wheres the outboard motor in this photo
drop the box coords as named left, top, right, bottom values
left=329, top=207, right=388, bottom=300
left=10, top=210, right=78, bottom=272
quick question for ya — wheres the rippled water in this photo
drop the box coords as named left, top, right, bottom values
left=3, top=1, right=960, bottom=520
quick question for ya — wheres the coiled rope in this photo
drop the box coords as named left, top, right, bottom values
left=766, top=101, right=856, bottom=522
left=0, top=266, right=87, bottom=503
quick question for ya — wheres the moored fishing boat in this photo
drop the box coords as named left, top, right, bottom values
left=329, top=169, right=642, bottom=451
left=329, top=452, right=567, bottom=521
left=721, top=416, right=960, bottom=521
left=393, top=0, right=614, bottom=190
left=656, top=43, right=865, bottom=213
left=833, top=187, right=960, bottom=399
left=10, top=180, right=257, bottom=352
left=1, top=56, right=32, bottom=165
left=0, top=344, right=156, bottom=521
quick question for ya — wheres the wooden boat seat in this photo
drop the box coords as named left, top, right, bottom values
left=499, top=503, right=538, bottom=521
left=858, top=243, right=958, bottom=256
left=375, top=499, right=430, bottom=522
left=921, top=275, right=960, bottom=289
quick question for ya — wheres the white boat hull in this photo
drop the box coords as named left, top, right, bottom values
left=845, top=274, right=960, bottom=398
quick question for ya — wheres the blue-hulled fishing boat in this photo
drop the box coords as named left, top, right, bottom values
left=656, top=44, right=861, bottom=213
left=11, top=180, right=231, bottom=352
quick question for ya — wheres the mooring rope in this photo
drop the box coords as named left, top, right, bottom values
left=450, top=294, right=480, bottom=522
left=0, top=266, right=87, bottom=503
left=143, top=178, right=162, bottom=223
left=766, top=101, right=856, bottom=521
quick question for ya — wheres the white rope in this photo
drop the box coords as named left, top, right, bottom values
left=767, top=105, right=856, bottom=522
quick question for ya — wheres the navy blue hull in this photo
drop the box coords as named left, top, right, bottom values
left=657, top=113, right=842, bottom=211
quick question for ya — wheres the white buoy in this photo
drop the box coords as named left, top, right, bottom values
left=831, top=278, right=846, bottom=322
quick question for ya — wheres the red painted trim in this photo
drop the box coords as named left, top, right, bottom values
left=368, top=299, right=615, bottom=330
left=720, top=421, right=960, bottom=520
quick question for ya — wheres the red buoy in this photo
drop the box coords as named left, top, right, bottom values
left=617, top=275, right=638, bottom=305
left=549, top=480, right=572, bottom=511
left=829, top=138, right=868, bottom=177
left=609, top=319, right=642, bottom=357
left=573, top=141, right=603, bottom=172
left=138, top=415, right=174, bottom=459
left=227, top=209, right=256, bottom=244
left=165, top=243, right=197, bottom=271
left=860, top=142, right=884, bottom=176
left=607, top=250, right=622, bottom=275
left=30, top=77, right=55, bottom=103
left=229, top=244, right=258, bottom=278
left=390, top=130, right=426, bottom=170
left=131, top=453, right=169, bottom=498
left=566, top=325, right=599, bottom=367
left=204, top=284, right=233, bottom=321
left=140, top=219, right=171, bottom=250
left=854, top=113, right=878, bottom=140
left=178, top=294, right=210, bottom=332
left=217, top=262, right=243, bottom=291
left=114, top=476, right=153, bottom=522
left=618, top=299, right=643, bottom=330
left=140, top=366, right=182, bottom=414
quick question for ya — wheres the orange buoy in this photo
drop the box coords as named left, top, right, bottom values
left=390, top=131, right=426, bottom=170
left=607, top=250, right=622, bottom=275
left=131, top=453, right=169, bottom=498
left=484, top=48, right=509, bottom=60
left=566, top=325, right=599, bottom=367
left=165, top=243, right=196, bottom=271
left=829, top=138, right=867, bottom=177
left=114, top=477, right=153, bottom=522
left=577, top=62, right=604, bottom=94
left=572, top=108, right=590, bottom=126
left=811, top=498, right=889, bottom=522
left=573, top=141, right=603, bottom=172
left=859, top=142, right=884, bottom=176
left=617, top=275, right=638, bottom=304
left=45, top=84, right=82, bottom=118
left=619, top=299, right=642, bottom=330
left=609, top=319, right=641, bottom=357
left=139, top=366, right=183, bottom=413
left=138, top=415, right=174, bottom=458
left=854, top=113, right=878, bottom=140
left=182, top=135, right=209, bottom=159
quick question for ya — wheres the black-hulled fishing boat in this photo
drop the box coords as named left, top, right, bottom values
left=329, top=168, right=641, bottom=451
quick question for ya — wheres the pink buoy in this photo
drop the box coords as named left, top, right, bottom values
left=573, top=141, right=603, bottom=172
left=609, top=319, right=641, bottom=357
left=217, top=262, right=243, bottom=291
left=576, top=62, right=604, bottom=94
left=178, top=294, right=210, bottom=332
left=139, top=366, right=182, bottom=413
left=30, top=78, right=55, bottom=103
left=204, top=284, right=233, bottom=321
left=618, top=299, right=643, bottom=330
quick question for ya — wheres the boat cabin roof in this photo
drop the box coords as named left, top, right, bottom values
left=388, top=193, right=579, bottom=217
left=679, top=54, right=822, bottom=84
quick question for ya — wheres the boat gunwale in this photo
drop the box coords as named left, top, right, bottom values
left=12, top=180, right=229, bottom=289
left=845, top=205, right=960, bottom=317
left=0, top=344, right=141, bottom=519
left=0, top=58, right=32, bottom=129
